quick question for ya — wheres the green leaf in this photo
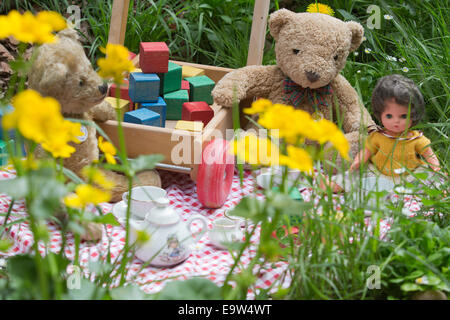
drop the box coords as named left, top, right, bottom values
left=109, top=284, right=151, bottom=300
left=0, top=178, right=28, bottom=199
left=228, top=196, right=263, bottom=223
left=65, top=278, right=107, bottom=300
left=401, top=282, right=422, bottom=292
left=156, top=278, right=221, bottom=300
left=0, top=239, right=13, bottom=251
left=93, top=213, right=120, bottom=226
left=129, top=154, right=164, bottom=173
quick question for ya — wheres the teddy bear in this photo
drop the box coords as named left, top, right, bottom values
left=212, top=9, right=375, bottom=168
left=27, top=28, right=161, bottom=240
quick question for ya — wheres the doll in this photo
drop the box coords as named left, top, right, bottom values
left=328, top=74, right=441, bottom=192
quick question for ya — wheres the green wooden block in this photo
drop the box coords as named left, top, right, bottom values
left=0, top=140, right=9, bottom=166
left=158, top=62, right=182, bottom=95
left=185, top=75, right=215, bottom=104
left=164, top=90, right=189, bottom=120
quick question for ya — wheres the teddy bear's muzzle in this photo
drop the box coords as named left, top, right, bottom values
left=98, top=82, right=108, bottom=95
left=305, top=71, right=320, bottom=83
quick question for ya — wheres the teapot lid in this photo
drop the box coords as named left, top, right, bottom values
left=145, top=197, right=180, bottom=225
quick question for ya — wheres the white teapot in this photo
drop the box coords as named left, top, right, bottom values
left=129, top=197, right=208, bottom=267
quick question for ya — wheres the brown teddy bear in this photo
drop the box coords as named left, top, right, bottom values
left=212, top=9, right=375, bottom=167
left=28, top=29, right=161, bottom=239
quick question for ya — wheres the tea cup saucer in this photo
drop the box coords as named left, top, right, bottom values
left=112, top=200, right=145, bottom=226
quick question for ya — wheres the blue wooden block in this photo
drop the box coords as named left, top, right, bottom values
left=124, top=108, right=161, bottom=126
left=0, top=140, right=9, bottom=166
left=140, top=97, right=166, bottom=127
left=128, top=72, right=160, bottom=103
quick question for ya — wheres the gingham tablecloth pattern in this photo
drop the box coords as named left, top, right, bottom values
left=0, top=167, right=423, bottom=298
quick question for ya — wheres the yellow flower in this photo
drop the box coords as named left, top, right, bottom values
left=98, top=136, right=117, bottom=164
left=36, top=11, right=67, bottom=32
left=0, top=15, right=11, bottom=39
left=243, top=99, right=273, bottom=115
left=81, top=166, right=115, bottom=190
left=64, top=184, right=111, bottom=209
left=231, top=133, right=280, bottom=166
left=257, top=104, right=300, bottom=144
left=3, top=10, right=57, bottom=44
left=279, top=145, right=313, bottom=173
left=97, top=44, right=134, bottom=84
left=306, top=3, right=335, bottom=16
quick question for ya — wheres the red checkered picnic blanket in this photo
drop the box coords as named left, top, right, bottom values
left=0, top=166, right=422, bottom=298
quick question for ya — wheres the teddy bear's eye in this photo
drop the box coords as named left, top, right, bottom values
left=334, top=54, right=339, bottom=61
left=293, top=49, right=300, bottom=55
left=79, top=79, right=85, bottom=87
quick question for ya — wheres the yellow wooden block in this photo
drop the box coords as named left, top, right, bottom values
left=105, top=97, right=130, bottom=113
left=132, top=68, right=142, bottom=73
left=175, top=120, right=203, bottom=132
left=182, top=65, right=205, bottom=79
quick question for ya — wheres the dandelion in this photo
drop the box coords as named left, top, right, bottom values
left=384, top=14, right=393, bottom=20
left=306, top=3, right=335, bottom=16
left=402, top=67, right=409, bottom=73
left=97, top=44, right=134, bottom=84
left=98, top=136, right=117, bottom=165
left=64, top=184, right=111, bottom=209
left=365, top=48, right=372, bottom=54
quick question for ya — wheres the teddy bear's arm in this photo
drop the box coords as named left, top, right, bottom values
left=331, top=75, right=375, bottom=133
left=89, top=99, right=117, bottom=122
left=212, top=65, right=284, bottom=107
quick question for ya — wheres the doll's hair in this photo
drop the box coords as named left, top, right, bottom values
left=371, top=74, right=425, bottom=127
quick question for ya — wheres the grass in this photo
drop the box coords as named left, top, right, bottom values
left=0, top=0, right=448, bottom=300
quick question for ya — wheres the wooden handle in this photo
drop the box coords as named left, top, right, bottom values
left=107, top=0, right=130, bottom=45
left=246, top=0, right=271, bottom=66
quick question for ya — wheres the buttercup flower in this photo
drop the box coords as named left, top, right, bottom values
left=81, top=166, right=115, bottom=190
left=243, top=98, right=273, bottom=115
left=306, top=3, right=335, bottom=16
left=98, top=136, right=117, bottom=164
left=231, top=133, right=280, bottom=166
left=97, top=44, right=134, bottom=84
left=64, top=184, right=111, bottom=209
left=36, top=11, right=67, bottom=32
left=279, top=145, right=313, bottom=173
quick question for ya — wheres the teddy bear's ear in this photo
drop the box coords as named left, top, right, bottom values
left=57, top=28, right=79, bottom=41
left=269, top=9, right=296, bottom=40
left=346, top=21, right=364, bottom=52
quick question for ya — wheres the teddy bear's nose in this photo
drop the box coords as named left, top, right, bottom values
left=98, top=82, right=108, bottom=95
left=306, top=71, right=320, bottom=83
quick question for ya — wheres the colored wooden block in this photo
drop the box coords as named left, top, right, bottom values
left=108, top=79, right=132, bottom=103
left=128, top=51, right=137, bottom=61
left=181, top=80, right=190, bottom=96
left=139, top=42, right=169, bottom=74
left=181, top=101, right=214, bottom=127
left=0, top=140, right=8, bottom=166
left=185, top=75, right=215, bottom=104
left=164, top=90, right=189, bottom=120
left=131, top=67, right=142, bottom=73
left=124, top=108, right=161, bottom=126
left=157, top=61, right=182, bottom=95
left=175, top=120, right=203, bottom=132
left=104, top=97, right=129, bottom=119
left=141, top=97, right=167, bottom=127
left=182, top=65, right=205, bottom=79
left=128, top=72, right=160, bottom=103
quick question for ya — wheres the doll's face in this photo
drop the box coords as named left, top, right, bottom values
left=380, top=98, right=412, bottom=135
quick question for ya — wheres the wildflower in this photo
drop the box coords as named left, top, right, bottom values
left=98, top=136, right=117, bottom=164
left=36, top=11, right=67, bottom=32
left=402, top=67, right=409, bottom=73
left=81, top=166, right=115, bottom=190
left=279, top=145, right=313, bottom=173
left=243, top=98, right=272, bottom=115
left=415, top=276, right=429, bottom=285
left=362, top=36, right=367, bottom=42
left=97, top=44, right=134, bottom=84
left=64, top=184, right=111, bottom=209
left=306, top=3, right=335, bottom=16
left=231, top=133, right=280, bottom=166
left=384, top=14, right=393, bottom=20
left=399, top=57, right=406, bottom=63
left=365, top=48, right=372, bottom=54
left=257, top=104, right=299, bottom=143
left=354, top=52, right=359, bottom=57
left=386, top=55, right=397, bottom=62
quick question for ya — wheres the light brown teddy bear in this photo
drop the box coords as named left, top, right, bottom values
left=212, top=9, right=375, bottom=166
left=28, top=29, right=161, bottom=239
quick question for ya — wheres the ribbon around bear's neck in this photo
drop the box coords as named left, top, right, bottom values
left=283, top=77, right=333, bottom=109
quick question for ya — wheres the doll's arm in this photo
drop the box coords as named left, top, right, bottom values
left=421, top=147, right=441, bottom=172
left=349, top=147, right=372, bottom=172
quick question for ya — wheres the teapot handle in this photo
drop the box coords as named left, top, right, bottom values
left=185, top=215, right=208, bottom=243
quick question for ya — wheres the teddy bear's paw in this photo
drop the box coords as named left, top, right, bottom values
left=134, top=170, right=162, bottom=189
left=212, top=88, right=234, bottom=108
left=80, top=222, right=103, bottom=241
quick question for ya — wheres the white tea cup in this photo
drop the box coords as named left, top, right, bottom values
left=122, top=186, right=167, bottom=219
left=209, top=217, right=244, bottom=250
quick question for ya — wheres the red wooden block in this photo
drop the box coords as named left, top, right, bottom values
left=128, top=51, right=137, bottom=61
left=181, top=101, right=214, bottom=127
left=108, top=79, right=132, bottom=103
left=139, top=42, right=169, bottom=73
left=181, top=80, right=190, bottom=96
